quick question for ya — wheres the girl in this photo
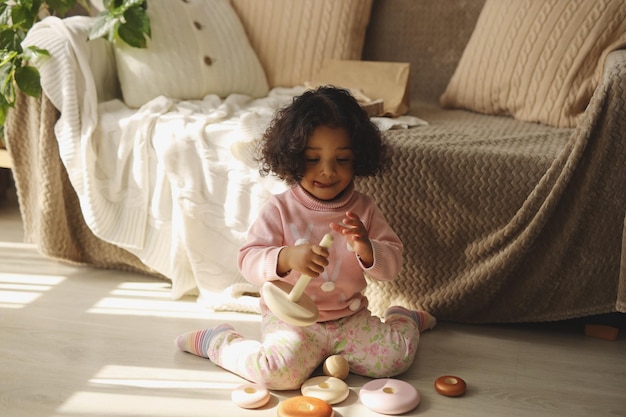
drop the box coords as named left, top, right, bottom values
left=176, top=86, right=435, bottom=390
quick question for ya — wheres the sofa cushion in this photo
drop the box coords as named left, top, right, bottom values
left=231, top=0, right=373, bottom=88
left=114, top=0, right=269, bottom=108
left=440, top=0, right=626, bottom=128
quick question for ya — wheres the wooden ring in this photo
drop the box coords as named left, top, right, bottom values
left=359, top=378, right=420, bottom=415
left=301, top=376, right=349, bottom=405
left=231, top=383, right=270, bottom=409
left=277, top=396, right=333, bottom=417
left=434, top=375, right=467, bottom=397
left=261, top=280, right=319, bottom=326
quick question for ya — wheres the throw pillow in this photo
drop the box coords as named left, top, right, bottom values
left=231, top=0, right=373, bottom=88
left=114, top=0, right=269, bottom=108
left=440, top=0, right=626, bottom=128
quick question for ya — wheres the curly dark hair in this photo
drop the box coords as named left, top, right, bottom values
left=258, top=86, right=391, bottom=184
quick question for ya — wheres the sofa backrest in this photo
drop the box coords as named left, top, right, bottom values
left=60, top=0, right=487, bottom=106
left=362, top=0, right=485, bottom=104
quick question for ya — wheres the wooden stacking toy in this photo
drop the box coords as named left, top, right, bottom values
left=359, top=378, right=420, bottom=415
left=231, top=383, right=270, bottom=409
left=277, top=395, right=333, bottom=417
left=301, top=376, right=350, bottom=405
left=434, top=375, right=467, bottom=397
left=261, top=234, right=334, bottom=326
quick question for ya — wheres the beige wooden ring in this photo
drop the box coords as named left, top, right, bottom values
left=277, top=395, right=333, bottom=417
left=231, top=383, right=270, bottom=409
left=301, top=376, right=349, bottom=405
left=434, top=375, right=467, bottom=397
left=261, top=280, right=319, bottom=326
left=261, top=234, right=334, bottom=326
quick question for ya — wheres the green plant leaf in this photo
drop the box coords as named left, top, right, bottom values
left=45, top=0, right=77, bottom=16
left=89, top=0, right=148, bottom=47
left=0, top=97, right=9, bottom=130
left=88, top=11, right=119, bottom=42
left=0, top=29, right=21, bottom=52
left=22, top=45, right=49, bottom=68
left=0, top=4, right=11, bottom=26
left=10, top=3, right=38, bottom=31
left=110, top=0, right=146, bottom=11
left=118, top=5, right=149, bottom=48
left=18, top=0, right=37, bottom=11
left=14, top=65, right=40, bottom=97
left=0, top=69, right=16, bottom=105
left=0, top=50, right=18, bottom=68
left=22, top=45, right=49, bottom=60
left=0, top=0, right=90, bottom=133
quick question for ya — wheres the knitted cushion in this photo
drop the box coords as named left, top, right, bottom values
left=114, top=0, right=268, bottom=108
left=231, top=0, right=373, bottom=88
left=440, top=0, right=626, bottom=128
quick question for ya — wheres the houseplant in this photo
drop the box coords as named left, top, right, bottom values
left=0, top=0, right=149, bottom=141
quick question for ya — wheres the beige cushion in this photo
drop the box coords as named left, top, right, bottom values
left=440, top=0, right=626, bottom=128
left=115, top=0, right=269, bottom=108
left=231, top=0, right=373, bottom=88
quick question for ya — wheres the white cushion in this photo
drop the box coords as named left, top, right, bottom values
left=114, top=0, right=269, bottom=108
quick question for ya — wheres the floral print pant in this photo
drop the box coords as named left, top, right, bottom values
left=206, top=308, right=420, bottom=390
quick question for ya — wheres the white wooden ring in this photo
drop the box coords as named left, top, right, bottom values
left=359, top=378, right=420, bottom=415
left=231, top=383, right=270, bottom=409
left=301, top=376, right=350, bottom=405
left=261, top=280, right=319, bottom=326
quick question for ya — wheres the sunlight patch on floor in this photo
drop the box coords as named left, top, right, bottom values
left=89, top=365, right=244, bottom=390
left=109, top=282, right=172, bottom=298
left=56, top=391, right=231, bottom=417
left=85, top=278, right=204, bottom=318
left=0, top=241, right=36, bottom=249
left=0, top=273, right=66, bottom=309
left=88, top=280, right=263, bottom=322
left=55, top=365, right=243, bottom=417
left=88, top=296, right=207, bottom=318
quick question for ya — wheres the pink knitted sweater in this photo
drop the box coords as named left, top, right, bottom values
left=238, top=182, right=403, bottom=321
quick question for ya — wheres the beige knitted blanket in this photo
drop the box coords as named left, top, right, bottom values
left=6, top=51, right=626, bottom=323
left=358, top=51, right=626, bottom=322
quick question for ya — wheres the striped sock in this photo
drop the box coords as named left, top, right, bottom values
left=384, top=306, right=437, bottom=332
left=175, top=324, right=234, bottom=358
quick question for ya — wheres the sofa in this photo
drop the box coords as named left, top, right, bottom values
left=6, top=0, right=626, bottom=323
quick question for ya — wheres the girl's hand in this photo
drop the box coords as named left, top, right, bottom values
left=277, top=243, right=329, bottom=277
left=330, top=211, right=374, bottom=267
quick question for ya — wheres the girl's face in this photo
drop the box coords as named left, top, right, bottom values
left=300, top=125, right=354, bottom=201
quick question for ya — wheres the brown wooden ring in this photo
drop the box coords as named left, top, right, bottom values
left=434, top=375, right=467, bottom=397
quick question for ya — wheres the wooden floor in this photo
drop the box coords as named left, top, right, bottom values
left=1, top=178, right=625, bottom=417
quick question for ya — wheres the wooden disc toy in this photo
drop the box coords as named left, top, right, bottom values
left=231, top=383, right=270, bottom=409
left=359, top=378, right=420, bottom=415
left=434, top=375, right=467, bottom=397
left=301, top=376, right=350, bottom=405
left=261, top=234, right=334, bottom=326
left=277, top=395, right=334, bottom=417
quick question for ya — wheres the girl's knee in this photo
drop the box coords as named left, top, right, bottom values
left=255, top=371, right=309, bottom=391
left=368, top=360, right=413, bottom=379
left=351, top=350, right=416, bottom=379
left=251, top=355, right=315, bottom=390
